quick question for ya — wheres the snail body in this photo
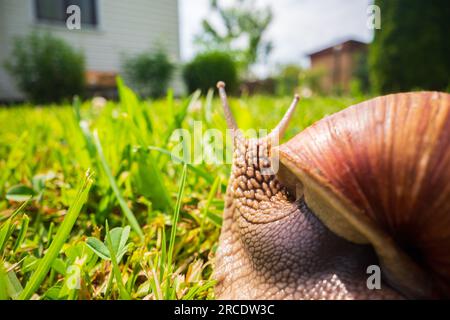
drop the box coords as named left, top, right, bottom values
left=213, top=83, right=450, bottom=299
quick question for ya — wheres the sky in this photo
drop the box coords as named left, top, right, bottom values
left=179, top=0, right=373, bottom=76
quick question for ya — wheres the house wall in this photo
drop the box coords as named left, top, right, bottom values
left=309, top=41, right=367, bottom=94
left=0, top=0, right=182, bottom=101
left=309, top=51, right=334, bottom=93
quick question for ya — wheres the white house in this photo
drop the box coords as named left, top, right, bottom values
left=0, top=0, right=181, bottom=101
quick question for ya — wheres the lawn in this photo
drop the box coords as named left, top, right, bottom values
left=0, top=81, right=367, bottom=300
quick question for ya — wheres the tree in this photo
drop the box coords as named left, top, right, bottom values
left=195, top=0, right=273, bottom=76
left=352, top=52, right=370, bottom=94
left=369, top=0, right=450, bottom=93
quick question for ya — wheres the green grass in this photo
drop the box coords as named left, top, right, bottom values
left=0, top=81, right=368, bottom=300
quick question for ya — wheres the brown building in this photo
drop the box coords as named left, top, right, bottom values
left=307, top=39, right=368, bottom=94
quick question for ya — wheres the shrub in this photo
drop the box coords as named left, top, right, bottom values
left=5, top=32, right=85, bottom=104
left=299, top=68, right=326, bottom=95
left=183, top=51, right=238, bottom=94
left=122, top=48, right=175, bottom=98
left=275, top=64, right=302, bottom=96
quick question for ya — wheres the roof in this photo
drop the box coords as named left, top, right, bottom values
left=306, top=38, right=369, bottom=57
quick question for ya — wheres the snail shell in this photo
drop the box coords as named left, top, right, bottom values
left=276, top=91, right=450, bottom=297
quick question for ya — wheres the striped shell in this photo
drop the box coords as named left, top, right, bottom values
left=277, top=92, right=450, bottom=298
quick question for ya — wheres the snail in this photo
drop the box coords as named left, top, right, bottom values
left=213, top=81, right=450, bottom=299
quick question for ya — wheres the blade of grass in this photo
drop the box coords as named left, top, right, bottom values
left=182, top=280, right=216, bottom=300
left=165, top=164, right=187, bottom=299
left=147, top=259, right=162, bottom=300
left=156, top=90, right=201, bottom=171
left=167, top=164, right=187, bottom=269
left=159, top=90, right=201, bottom=156
left=134, top=148, right=172, bottom=211
left=93, top=130, right=144, bottom=240
left=200, top=176, right=221, bottom=234
left=17, top=171, right=94, bottom=300
left=0, top=200, right=29, bottom=255
left=203, top=88, right=214, bottom=123
left=6, top=268, right=23, bottom=299
left=13, top=214, right=29, bottom=253
left=159, top=226, right=166, bottom=284
left=147, top=146, right=223, bottom=187
left=104, top=269, right=115, bottom=299
left=72, top=96, right=97, bottom=159
left=105, top=221, right=131, bottom=300
left=0, top=263, right=8, bottom=300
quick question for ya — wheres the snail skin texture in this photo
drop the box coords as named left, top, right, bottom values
left=213, top=82, right=450, bottom=299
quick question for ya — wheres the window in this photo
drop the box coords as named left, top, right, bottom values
left=35, top=0, right=98, bottom=26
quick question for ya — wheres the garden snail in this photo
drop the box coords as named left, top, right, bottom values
left=213, top=81, right=450, bottom=299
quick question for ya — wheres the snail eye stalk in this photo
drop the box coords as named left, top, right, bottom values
left=217, top=81, right=300, bottom=143
left=217, top=81, right=238, bottom=131
left=268, top=93, right=300, bottom=143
